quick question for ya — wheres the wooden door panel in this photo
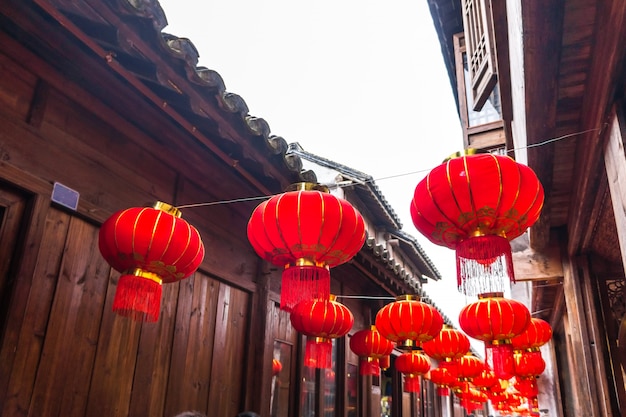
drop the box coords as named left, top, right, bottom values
left=28, top=213, right=109, bottom=417
left=1, top=206, right=69, bottom=417
left=0, top=185, right=27, bottom=325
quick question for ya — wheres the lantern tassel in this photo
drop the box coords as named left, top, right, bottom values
left=456, top=235, right=515, bottom=296
left=304, top=337, right=333, bottom=369
left=486, top=342, right=515, bottom=380
left=437, top=387, right=450, bottom=396
left=281, top=264, right=330, bottom=312
left=112, top=269, right=162, bottom=322
left=359, top=358, right=380, bottom=376
left=403, top=375, right=420, bottom=393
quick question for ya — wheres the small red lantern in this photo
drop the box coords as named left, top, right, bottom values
left=395, top=351, right=431, bottom=392
left=428, top=366, right=457, bottom=396
left=375, top=295, right=444, bottom=349
left=290, top=295, right=354, bottom=368
left=410, top=152, right=544, bottom=296
left=457, top=387, right=487, bottom=413
left=514, top=376, right=539, bottom=398
left=459, top=293, right=531, bottom=380
left=247, top=183, right=365, bottom=311
left=99, top=202, right=205, bottom=322
left=272, top=359, right=283, bottom=376
left=511, top=318, right=553, bottom=351
left=472, top=368, right=498, bottom=391
left=455, top=354, right=484, bottom=381
left=349, top=326, right=394, bottom=376
left=514, top=352, right=546, bottom=377
left=422, top=325, right=470, bottom=364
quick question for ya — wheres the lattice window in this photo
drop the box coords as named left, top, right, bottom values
left=461, top=0, right=498, bottom=111
left=606, top=278, right=626, bottom=324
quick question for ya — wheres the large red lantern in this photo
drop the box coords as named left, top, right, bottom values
left=349, top=326, right=394, bottom=376
left=375, top=295, right=444, bottom=349
left=247, top=183, right=365, bottom=311
left=395, top=351, right=431, bottom=392
left=290, top=295, right=354, bottom=368
left=99, top=202, right=205, bottom=322
left=410, top=152, right=544, bottom=296
left=459, top=293, right=531, bottom=380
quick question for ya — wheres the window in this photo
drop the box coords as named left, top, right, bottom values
left=461, top=0, right=498, bottom=111
left=454, top=33, right=505, bottom=153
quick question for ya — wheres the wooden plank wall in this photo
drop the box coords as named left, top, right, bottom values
left=0, top=34, right=260, bottom=417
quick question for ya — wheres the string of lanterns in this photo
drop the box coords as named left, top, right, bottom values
left=96, top=149, right=552, bottom=416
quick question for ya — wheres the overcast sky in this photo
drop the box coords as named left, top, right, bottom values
left=157, top=0, right=472, bottom=329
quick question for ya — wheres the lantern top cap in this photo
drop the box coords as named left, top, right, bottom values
left=152, top=201, right=181, bottom=218
left=443, top=148, right=480, bottom=162
left=395, top=294, right=420, bottom=302
left=477, top=292, right=505, bottom=299
left=285, top=182, right=330, bottom=193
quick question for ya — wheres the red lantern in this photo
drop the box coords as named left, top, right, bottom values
left=290, top=295, right=354, bottom=368
left=511, top=318, right=553, bottom=351
left=428, top=366, right=457, bottom=396
left=379, top=355, right=391, bottom=370
left=99, top=202, right=205, bottom=322
left=272, top=359, right=283, bottom=376
left=375, top=295, right=444, bottom=349
left=472, top=368, right=498, bottom=391
left=410, top=153, right=544, bottom=296
left=247, top=183, right=365, bottom=311
left=514, top=377, right=539, bottom=398
left=349, top=326, right=394, bottom=376
left=422, top=325, right=470, bottom=364
left=459, top=293, right=531, bottom=380
left=395, top=351, right=431, bottom=392
left=457, top=387, right=487, bottom=413
left=455, top=354, right=484, bottom=381
left=514, top=351, right=546, bottom=377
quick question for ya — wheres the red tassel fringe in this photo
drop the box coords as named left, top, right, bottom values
left=456, top=235, right=515, bottom=296
left=403, top=376, right=420, bottom=393
left=359, top=358, right=380, bottom=376
left=112, top=273, right=162, bottom=322
left=486, top=343, right=515, bottom=380
left=280, top=265, right=330, bottom=312
left=436, top=387, right=450, bottom=396
left=304, top=337, right=332, bottom=369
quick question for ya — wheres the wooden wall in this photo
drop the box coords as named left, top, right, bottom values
left=0, top=32, right=268, bottom=417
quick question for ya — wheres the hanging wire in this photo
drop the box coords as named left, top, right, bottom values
left=174, top=126, right=603, bottom=210
left=176, top=194, right=272, bottom=209
left=335, top=295, right=397, bottom=300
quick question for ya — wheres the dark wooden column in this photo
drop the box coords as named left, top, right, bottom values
left=561, top=254, right=601, bottom=416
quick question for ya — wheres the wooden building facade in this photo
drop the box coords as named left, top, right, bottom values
left=427, top=0, right=626, bottom=415
left=0, top=1, right=457, bottom=417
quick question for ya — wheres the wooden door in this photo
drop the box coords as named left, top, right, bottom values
left=0, top=184, right=28, bottom=340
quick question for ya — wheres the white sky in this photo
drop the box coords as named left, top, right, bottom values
left=157, top=0, right=473, bottom=330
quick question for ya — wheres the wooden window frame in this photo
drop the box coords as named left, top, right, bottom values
left=453, top=32, right=505, bottom=152
left=461, top=0, right=498, bottom=111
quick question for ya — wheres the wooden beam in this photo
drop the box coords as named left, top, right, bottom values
left=567, top=1, right=626, bottom=255
left=603, top=108, right=626, bottom=271
left=513, top=243, right=563, bottom=282
left=520, top=0, right=566, bottom=250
